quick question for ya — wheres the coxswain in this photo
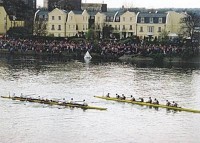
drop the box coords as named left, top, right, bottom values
left=130, top=95, right=136, bottom=101
left=106, top=93, right=110, bottom=98
left=146, top=97, right=152, bottom=103
left=153, top=98, right=159, bottom=104
left=82, top=99, right=88, bottom=106
left=121, top=94, right=126, bottom=100
left=116, top=94, right=120, bottom=99
left=166, top=100, right=171, bottom=106
left=139, top=97, right=144, bottom=102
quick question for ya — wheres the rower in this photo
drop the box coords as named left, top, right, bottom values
left=166, top=100, right=171, bottom=106
left=146, top=97, right=152, bottom=103
left=138, top=97, right=144, bottom=102
left=130, top=95, right=135, bottom=101
left=70, top=98, right=75, bottom=104
left=153, top=98, right=159, bottom=104
left=171, top=101, right=178, bottom=107
left=82, top=99, right=88, bottom=106
left=116, top=94, right=120, bottom=99
left=106, top=93, right=110, bottom=98
left=59, top=98, right=66, bottom=104
left=20, top=93, right=24, bottom=98
left=121, top=94, right=126, bottom=100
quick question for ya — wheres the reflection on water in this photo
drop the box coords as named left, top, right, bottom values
left=0, top=58, right=200, bottom=143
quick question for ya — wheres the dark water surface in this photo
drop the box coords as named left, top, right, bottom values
left=0, top=59, right=200, bottom=143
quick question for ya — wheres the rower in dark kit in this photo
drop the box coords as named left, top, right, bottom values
left=166, top=100, right=171, bottom=106
left=130, top=95, right=135, bottom=101
left=146, top=97, right=152, bottom=103
left=138, top=97, right=144, bottom=102
left=116, top=94, right=120, bottom=99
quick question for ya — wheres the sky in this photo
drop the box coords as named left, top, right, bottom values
left=36, top=0, right=200, bottom=8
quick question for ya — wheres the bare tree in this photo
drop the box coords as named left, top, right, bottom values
left=33, top=20, right=47, bottom=36
left=180, top=12, right=200, bottom=47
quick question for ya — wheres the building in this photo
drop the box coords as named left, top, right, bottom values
left=48, top=8, right=89, bottom=37
left=136, top=11, right=186, bottom=40
left=0, top=6, right=24, bottom=35
left=46, top=0, right=82, bottom=11
left=45, top=7, right=186, bottom=39
left=44, top=0, right=48, bottom=8
left=81, top=3, right=107, bottom=12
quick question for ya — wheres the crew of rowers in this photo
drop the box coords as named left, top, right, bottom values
left=105, top=93, right=179, bottom=107
left=11, top=93, right=88, bottom=106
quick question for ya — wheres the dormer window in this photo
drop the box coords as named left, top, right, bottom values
left=150, top=17, right=153, bottom=23
left=159, top=18, right=162, bottom=23
left=141, top=17, right=144, bottom=23
left=116, top=16, right=120, bottom=22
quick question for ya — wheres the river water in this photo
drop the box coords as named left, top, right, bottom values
left=0, top=58, right=200, bottom=143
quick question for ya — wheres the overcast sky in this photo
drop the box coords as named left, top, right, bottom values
left=37, top=0, right=200, bottom=8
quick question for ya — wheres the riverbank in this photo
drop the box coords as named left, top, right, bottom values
left=119, top=54, right=200, bottom=65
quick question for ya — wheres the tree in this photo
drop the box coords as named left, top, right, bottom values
left=102, top=25, right=114, bottom=39
left=180, top=12, right=200, bottom=48
left=159, top=29, right=169, bottom=43
left=33, top=20, right=47, bottom=36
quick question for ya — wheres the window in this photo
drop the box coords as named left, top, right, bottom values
left=52, top=16, right=54, bottom=20
left=110, top=17, right=113, bottom=21
left=71, top=16, right=73, bottom=20
left=130, top=17, right=132, bottom=21
left=58, top=25, right=61, bottom=30
left=83, top=25, right=85, bottom=30
left=116, top=16, right=120, bottom=22
left=130, top=25, right=132, bottom=30
left=140, top=26, right=143, bottom=32
left=148, top=26, right=154, bottom=32
left=158, top=18, right=162, bottom=23
left=98, top=17, right=100, bottom=21
left=123, top=17, right=125, bottom=21
left=119, top=25, right=120, bottom=30
left=158, top=27, right=161, bottom=32
left=123, top=25, right=125, bottom=30
left=150, top=17, right=153, bottom=23
left=51, top=25, right=55, bottom=30
left=141, top=17, right=144, bottom=23
left=115, top=25, right=117, bottom=30
left=58, top=16, right=61, bottom=20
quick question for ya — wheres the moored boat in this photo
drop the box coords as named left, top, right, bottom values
left=1, top=96, right=107, bottom=111
left=94, top=96, right=200, bottom=113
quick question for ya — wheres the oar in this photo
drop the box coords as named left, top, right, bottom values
left=23, top=93, right=36, bottom=97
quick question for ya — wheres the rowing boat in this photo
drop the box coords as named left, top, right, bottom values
left=1, top=96, right=107, bottom=111
left=94, top=96, right=200, bottom=113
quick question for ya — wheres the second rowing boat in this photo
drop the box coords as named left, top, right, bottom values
left=94, top=96, right=200, bottom=113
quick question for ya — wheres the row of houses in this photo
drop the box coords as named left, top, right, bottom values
left=0, top=4, right=186, bottom=40
left=39, top=8, right=186, bottom=39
